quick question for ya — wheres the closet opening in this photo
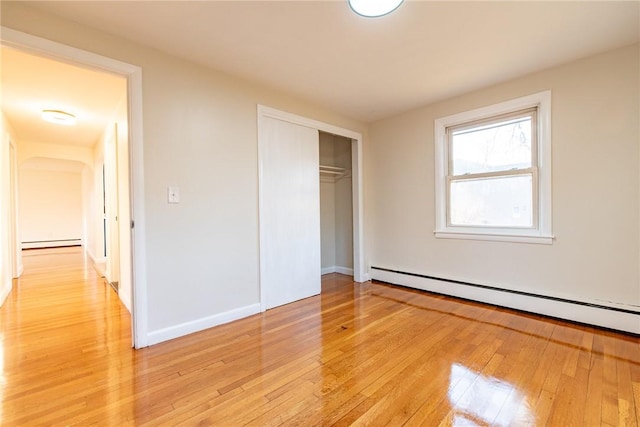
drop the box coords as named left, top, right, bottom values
left=319, top=131, right=353, bottom=277
left=257, top=104, right=365, bottom=311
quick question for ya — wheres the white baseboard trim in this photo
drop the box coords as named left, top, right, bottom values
left=371, top=268, right=640, bottom=335
left=321, top=266, right=335, bottom=275
left=86, top=250, right=106, bottom=275
left=87, top=254, right=106, bottom=266
left=321, top=266, right=354, bottom=276
left=335, top=266, right=354, bottom=276
left=147, top=303, right=261, bottom=346
left=0, top=279, right=12, bottom=307
left=119, top=292, right=132, bottom=314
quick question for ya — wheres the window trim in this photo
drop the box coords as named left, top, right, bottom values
left=434, top=91, right=553, bottom=244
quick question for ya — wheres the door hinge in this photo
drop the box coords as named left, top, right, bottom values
left=131, top=220, right=135, bottom=229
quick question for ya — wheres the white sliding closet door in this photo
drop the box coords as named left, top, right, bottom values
left=260, top=116, right=321, bottom=310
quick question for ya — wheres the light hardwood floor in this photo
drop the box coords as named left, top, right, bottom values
left=1, top=247, right=639, bottom=425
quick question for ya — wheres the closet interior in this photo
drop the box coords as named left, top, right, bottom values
left=319, top=131, right=353, bottom=276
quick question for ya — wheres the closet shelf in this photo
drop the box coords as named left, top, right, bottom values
left=319, top=164, right=350, bottom=181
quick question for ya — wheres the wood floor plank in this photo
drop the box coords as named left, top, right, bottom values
left=2, top=247, right=639, bottom=425
left=602, top=333, right=623, bottom=426
left=616, top=333, right=640, bottom=427
left=632, top=382, right=640, bottom=427
left=584, top=353, right=605, bottom=425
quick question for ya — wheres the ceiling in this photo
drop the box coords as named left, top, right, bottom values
left=20, top=0, right=639, bottom=123
left=0, top=46, right=126, bottom=148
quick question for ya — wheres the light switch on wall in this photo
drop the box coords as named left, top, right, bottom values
left=168, top=186, right=180, bottom=203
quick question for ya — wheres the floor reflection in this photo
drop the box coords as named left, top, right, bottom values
left=448, top=363, right=534, bottom=426
left=0, top=337, right=4, bottom=423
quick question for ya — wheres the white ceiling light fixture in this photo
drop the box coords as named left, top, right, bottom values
left=348, top=0, right=404, bottom=17
left=42, top=109, right=76, bottom=126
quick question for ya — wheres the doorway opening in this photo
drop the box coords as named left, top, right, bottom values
left=0, top=27, right=147, bottom=348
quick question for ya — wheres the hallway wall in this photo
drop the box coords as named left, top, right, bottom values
left=19, top=165, right=83, bottom=248
left=0, top=114, right=20, bottom=305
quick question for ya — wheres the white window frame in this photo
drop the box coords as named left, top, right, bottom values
left=434, top=91, right=553, bottom=244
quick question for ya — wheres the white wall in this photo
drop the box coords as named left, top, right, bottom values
left=19, top=165, right=83, bottom=246
left=19, top=142, right=95, bottom=251
left=367, top=45, right=639, bottom=330
left=0, top=3, right=368, bottom=342
left=0, top=113, right=21, bottom=305
left=85, top=135, right=105, bottom=264
left=0, top=117, right=11, bottom=303
left=81, top=165, right=100, bottom=261
left=81, top=164, right=96, bottom=261
left=8, top=139, right=21, bottom=277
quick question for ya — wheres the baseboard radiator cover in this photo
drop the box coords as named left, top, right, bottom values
left=22, top=239, right=82, bottom=249
left=370, top=266, right=640, bottom=335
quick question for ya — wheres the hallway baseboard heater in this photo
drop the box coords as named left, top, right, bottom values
left=22, top=239, right=82, bottom=250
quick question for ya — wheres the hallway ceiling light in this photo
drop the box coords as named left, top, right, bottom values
left=348, top=0, right=404, bottom=17
left=41, top=109, right=76, bottom=126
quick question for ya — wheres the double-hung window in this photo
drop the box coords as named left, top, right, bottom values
left=434, top=91, right=553, bottom=244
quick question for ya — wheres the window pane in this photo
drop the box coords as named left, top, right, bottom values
left=450, top=175, right=533, bottom=227
left=451, top=116, right=532, bottom=175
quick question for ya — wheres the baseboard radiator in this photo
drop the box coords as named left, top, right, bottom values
left=370, top=266, right=639, bottom=335
left=22, top=239, right=82, bottom=250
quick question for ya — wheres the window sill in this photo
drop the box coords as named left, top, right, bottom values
left=434, top=230, right=554, bottom=245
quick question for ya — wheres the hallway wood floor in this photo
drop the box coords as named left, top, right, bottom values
left=1, top=247, right=639, bottom=426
